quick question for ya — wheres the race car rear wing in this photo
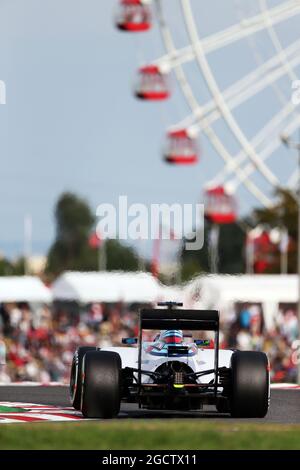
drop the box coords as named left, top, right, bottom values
left=137, top=306, right=220, bottom=401
left=140, top=308, right=219, bottom=331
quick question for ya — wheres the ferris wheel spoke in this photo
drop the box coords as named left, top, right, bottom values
left=156, top=0, right=300, bottom=71
left=228, top=113, right=300, bottom=193
left=288, top=169, right=299, bottom=188
left=204, top=0, right=300, bottom=53
left=207, top=38, right=300, bottom=112
left=203, top=125, right=273, bottom=206
left=180, top=0, right=281, bottom=190
left=168, top=38, right=300, bottom=133
left=210, top=101, right=297, bottom=186
left=154, top=0, right=199, bottom=111
left=234, top=0, right=299, bottom=114
left=229, top=0, right=300, bottom=196
left=259, top=0, right=299, bottom=83
left=284, top=118, right=300, bottom=189
left=195, top=40, right=300, bottom=131
left=155, top=0, right=273, bottom=207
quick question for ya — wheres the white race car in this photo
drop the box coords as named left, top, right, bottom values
left=70, top=302, right=270, bottom=418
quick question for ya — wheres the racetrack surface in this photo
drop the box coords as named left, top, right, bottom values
left=0, top=386, right=299, bottom=423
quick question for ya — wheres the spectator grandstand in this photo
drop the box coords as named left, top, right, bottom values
left=0, top=299, right=298, bottom=384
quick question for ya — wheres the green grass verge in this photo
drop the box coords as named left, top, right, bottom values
left=0, top=421, right=300, bottom=450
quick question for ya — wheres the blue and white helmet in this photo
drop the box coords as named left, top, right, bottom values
left=159, top=330, right=183, bottom=345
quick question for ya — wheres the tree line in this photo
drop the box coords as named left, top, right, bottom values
left=0, top=189, right=298, bottom=281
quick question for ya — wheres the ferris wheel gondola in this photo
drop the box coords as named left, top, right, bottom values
left=204, top=186, right=237, bottom=225
left=135, top=65, right=170, bottom=100
left=115, top=0, right=152, bottom=32
left=164, top=128, right=199, bottom=165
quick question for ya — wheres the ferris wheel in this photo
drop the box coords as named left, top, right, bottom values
left=114, top=0, right=300, bottom=222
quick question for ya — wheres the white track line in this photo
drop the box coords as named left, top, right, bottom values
left=271, top=383, right=300, bottom=390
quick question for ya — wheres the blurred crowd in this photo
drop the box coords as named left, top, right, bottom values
left=0, top=301, right=298, bottom=383
left=0, top=302, right=140, bottom=383
left=222, top=303, right=299, bottom=383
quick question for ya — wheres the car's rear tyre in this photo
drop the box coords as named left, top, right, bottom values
left=230, top=351, right=270, bottom=418
left=81, top=350, right=121, bottom=419
left=70, top=346, right=97, bottom=410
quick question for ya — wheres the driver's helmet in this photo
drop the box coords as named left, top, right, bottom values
left=159, top=330, right=183, bottom=345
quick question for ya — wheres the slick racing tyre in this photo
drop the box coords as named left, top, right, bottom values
left=70, top=346, right=97, bottom=410
left=81, top=350, right=121, bottom=419
left=230, top=351, right=270, bottom=418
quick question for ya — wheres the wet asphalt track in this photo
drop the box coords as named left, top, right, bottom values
left=0, top=386, right=299, bottom=423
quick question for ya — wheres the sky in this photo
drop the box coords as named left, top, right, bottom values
left=0, top=0, right=299, bottom=259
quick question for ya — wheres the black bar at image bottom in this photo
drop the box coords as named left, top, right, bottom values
left=0, top=450, right=297, bottom=465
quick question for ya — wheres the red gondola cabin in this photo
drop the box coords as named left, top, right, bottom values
left=135, top=65, right=170, bottom=101
left=205, top=186, right=237, bottom=224
left=116, top=0, right=152, bottom=32
left=164, top=129, right=199, bottom=165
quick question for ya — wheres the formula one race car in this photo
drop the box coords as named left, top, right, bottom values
left=70, top=302, right=270, bottom=419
